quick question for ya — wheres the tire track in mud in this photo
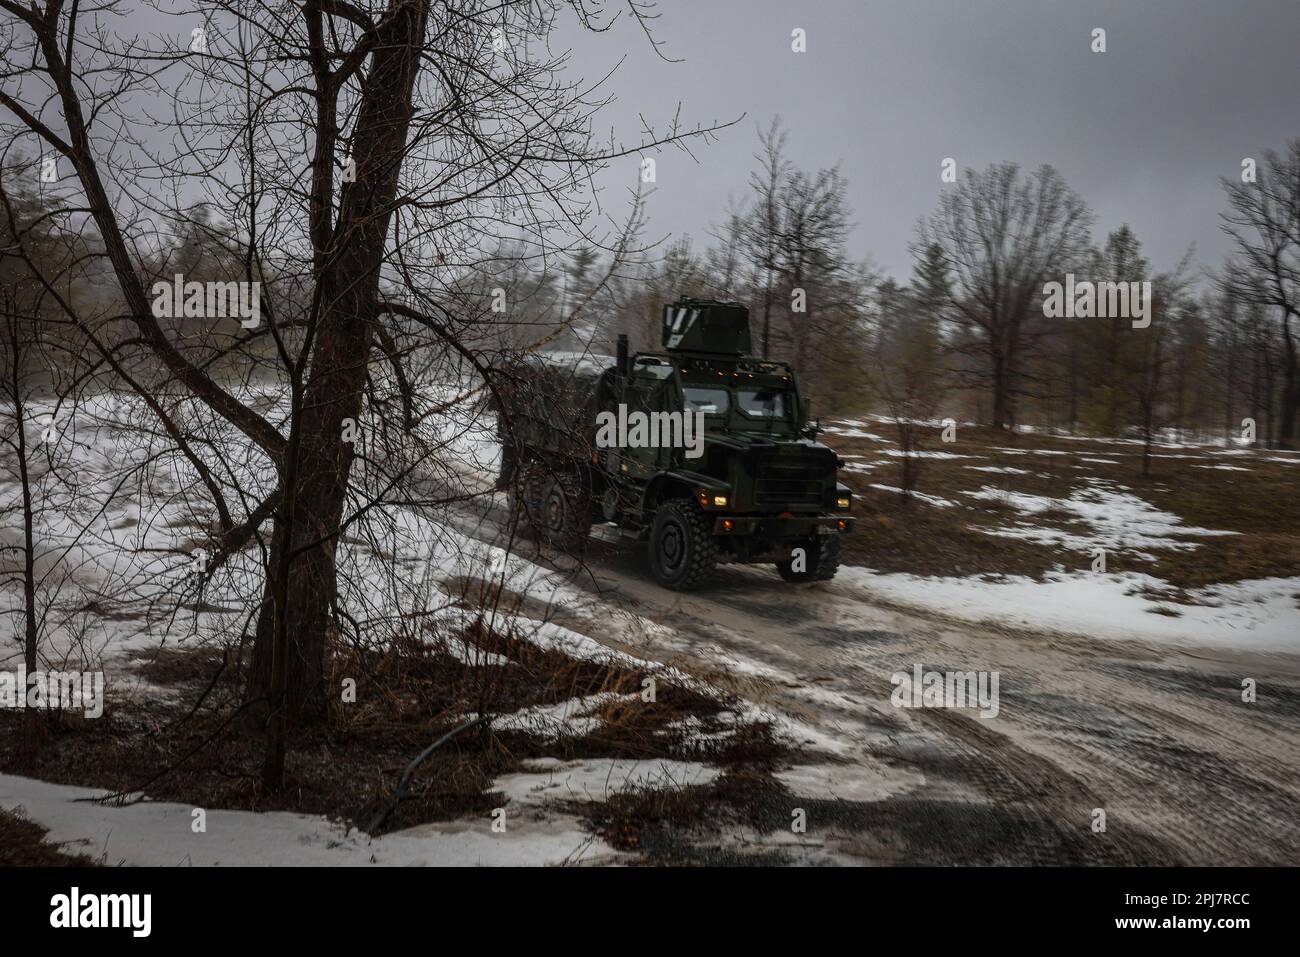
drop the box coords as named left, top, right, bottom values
left=581, top=561, right=1300, bottom=864
left=908, top=707, right=1185, bottom=864
left=1030, top=691, right=1300, bottom=865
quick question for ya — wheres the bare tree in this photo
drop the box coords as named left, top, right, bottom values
left=1220, top=140, right=1300, bottom=449
left=0, top=0, right=730, bottom=791
left=0, top=167, right=91, bottom=763
left=737, top=118, right=867, bottom=409
left=1, top=238, right=47, bottom=763
left=742, top=119, right=791, bottom=360
left=866, top=258, right=951, bottom=497
left=919, top=163, right=1093, bottom=430
left=1130, top=262, right=1192, bottom=476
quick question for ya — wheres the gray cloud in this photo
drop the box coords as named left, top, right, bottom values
left=561, top=0, right=1300, bottom=277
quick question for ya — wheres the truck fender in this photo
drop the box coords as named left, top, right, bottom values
left=642, top=470, right=729, bottom=511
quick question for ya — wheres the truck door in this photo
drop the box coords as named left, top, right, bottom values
left=623, top=360, right=674, bottom=476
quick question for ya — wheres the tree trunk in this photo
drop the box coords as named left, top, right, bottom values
left=9, top=316, right=43, bottom=765
left=1279, top=360, right=1299, bottom=450
left=991, top=351, right=1011, bottom=430
left=244, top=0, right=429, bottom=776
left=1066, top=341, right=1079, bottom=432
left=761, top=271, right=772, bottom=359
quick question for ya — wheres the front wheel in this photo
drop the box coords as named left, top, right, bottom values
left=648, top=500, right=717, bottom=590
left=775, top=535, right=841, bottom=583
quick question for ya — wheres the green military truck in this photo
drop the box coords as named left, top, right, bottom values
left=495, top=297, right=854, bottom=589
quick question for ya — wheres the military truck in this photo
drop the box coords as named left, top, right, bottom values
left=494, top=297, right=854, bottom=589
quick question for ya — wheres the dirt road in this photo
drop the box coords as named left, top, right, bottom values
left=447, top=486, right=1300, bottom=865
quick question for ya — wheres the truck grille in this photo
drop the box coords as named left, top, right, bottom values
left=754, top=458, right=825, bottom=506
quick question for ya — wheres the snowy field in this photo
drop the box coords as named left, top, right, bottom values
left=824, top=415, right=1300, bottom=654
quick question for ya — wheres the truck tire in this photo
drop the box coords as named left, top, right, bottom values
left=648, top=499, right=717, bottom=590
left=508, top=462, right=547, bottom=539
left=539, top=469, right=591, bottom=552
left=775, top=535, right=841, bottom=583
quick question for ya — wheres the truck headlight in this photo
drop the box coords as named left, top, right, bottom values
left=836, top=495, right=851, bottom=510
left=697, top=489, right=729, bottom=509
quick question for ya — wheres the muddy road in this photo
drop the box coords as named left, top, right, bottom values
left=444, top=492, right=1300, bottom=866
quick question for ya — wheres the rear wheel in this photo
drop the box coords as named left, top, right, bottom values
left=648, top=499, right=717, bottom=590
left=508, top=461, right=547, bottom=539
left=775, top=535, right=841, bottom=583
left=539, top=469, right=591, bottom=552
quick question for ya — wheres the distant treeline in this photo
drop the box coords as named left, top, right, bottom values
left=5, top=129, right=1297, bottom=450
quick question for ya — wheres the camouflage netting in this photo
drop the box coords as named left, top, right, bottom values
left=494, top=351, right=617, bottom=462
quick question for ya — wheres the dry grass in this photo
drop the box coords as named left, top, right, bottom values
left=827, top=419, right=1300, bottom=591
left=0, top=808, right=97, bottom=866
left=581, top=763, right=788, bottom=862
left=0, top=602, right=786, bottom=840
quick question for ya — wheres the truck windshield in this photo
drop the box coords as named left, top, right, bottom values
left=737, top=388, right=787, bottom=419
left=683, top=386, right=730, bottom=415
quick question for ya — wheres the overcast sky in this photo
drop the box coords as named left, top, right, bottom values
left=558, top=0, right=1300, bottom=279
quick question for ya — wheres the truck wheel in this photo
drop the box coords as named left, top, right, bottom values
left=539, top=470, right=591, bottom=552
left=776, top=535, right=841, bottom=583
left=648, top=500, right=717, bottom=590
left=508, top=462, right=547, bottom=539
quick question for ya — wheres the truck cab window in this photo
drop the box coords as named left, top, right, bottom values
left=683, top=386, right=730, bottom=415
left=737, top=388, right=786, bottom=419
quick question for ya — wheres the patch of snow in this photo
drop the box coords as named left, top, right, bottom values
left=963, top=481, right=1236, bottom=552
left=879, top=449, right=972, bottom=460
left=0, top=774, right=611, bottom=866
left=493, top=758, right=719, bottom=806
left=490, top=692, right=633, bottom=740
left=838, top=568, right=1300, bottom=653
left=964, top=465, right=1032, bottom=475
left=505, top=615, right=669, bottom=674
left=776, top=762, right=920, bottom=802
left=867, top=485, right=956, bottom=507
left=731, top=702, right=855, bottom=757
left=823, top=427, right=890, bottom=441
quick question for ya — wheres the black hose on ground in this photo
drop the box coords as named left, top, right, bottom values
left=365, top=715, right=491, bottom=835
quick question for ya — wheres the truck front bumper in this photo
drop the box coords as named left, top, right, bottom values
left=711, top=514, right=854, bottom=538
